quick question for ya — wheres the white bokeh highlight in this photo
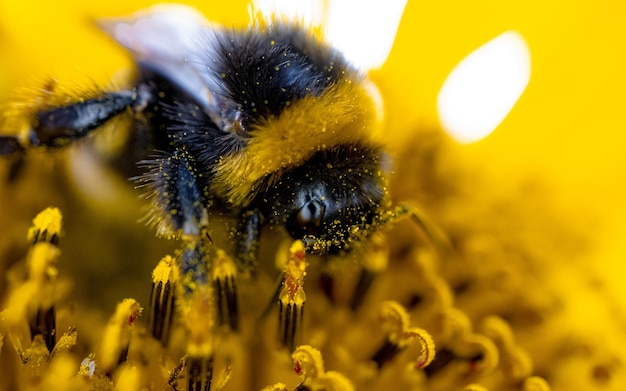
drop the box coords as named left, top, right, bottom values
left=437, top=31, right=531, bottom=143
left=253, top=0, right=407, bottom=70
left=325, top=0, right=407, bottom=70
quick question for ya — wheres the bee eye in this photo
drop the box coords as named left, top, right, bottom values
left=297, top=200, right=325, bottom=228
left=288, top=199, right=326, bottom=238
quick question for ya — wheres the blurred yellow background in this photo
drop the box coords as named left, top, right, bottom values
left=0, top=0, right=625, bottom=387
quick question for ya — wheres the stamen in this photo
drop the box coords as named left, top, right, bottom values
left=18, top=334, right=48, bottom=365
left=371, top=340, right=402, bottom=369
left=277, top=241, right=307, bottom=351
left=212, top=249, right=239, bottom=331
left=464, top=384, right=490, bottom=391
left=115, top=364, right=141, bottom=390
left=168, top=356, right=186, bottom=390
left=27, top=207, right=63, bottom=246
left=49, top=326, right=77, bottom=359
left=98, top=298, right=143, bottom=374
left=261, top=383, right=289, bottom=391
left=29, top=307, right=55, bottom=353
left=4, top=241, right=62, bottom=355
left=318, top=271, right=336, bottom=304
left=425, top=309, right=499, bottom=377
left=292, top=345, right=354, bottom=391
left=350, top=234, right=388, bottom=310
left=149, top=255, right=179, bottom=346
left=453, top=329, right=499, bottom=374
left=177, top=239, right=216, bottom=391
left=423, top=348, right=456, bottom=377
left=409, top=249, right=454, bottom=310
left=480, top=316, right=532, bottom=380
left=372, top=301, right=435, bottom=369
left=424, top=342, right=496, bottom=378
left=187, top=355, right=214, bottom=391
left=523, top=376, right=552, bottom=391
left=25, top=208, right=63, bottom=353
left=182, top=288, right=215, bottom=390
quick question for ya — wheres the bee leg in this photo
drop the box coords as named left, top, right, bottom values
left=234, top=208, right=262, bottom=274
left=140, top=148, right=209, bottom=238
left=31, top=89, right=151, bottom=147
left=142, top=149, right=215, bottom=344
left=393, top=204, right=455, bottom=257
left=0, top=86, right=152, bottom=155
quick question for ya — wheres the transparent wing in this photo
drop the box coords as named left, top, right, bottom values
left=99, top=4, right=217, bottom=111
left=252, top=0, right=408, bottom=70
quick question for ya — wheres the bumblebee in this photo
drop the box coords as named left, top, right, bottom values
left=0, top=4, right=395, bottom=273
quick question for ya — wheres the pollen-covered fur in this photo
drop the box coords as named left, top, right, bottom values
left=0, top=5, right=389, bottom=270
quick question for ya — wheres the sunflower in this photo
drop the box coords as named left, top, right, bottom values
left=1, top=1, right=625, bottom=390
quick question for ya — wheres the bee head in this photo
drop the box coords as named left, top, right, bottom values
left=258, top=143, right=387, bottom=255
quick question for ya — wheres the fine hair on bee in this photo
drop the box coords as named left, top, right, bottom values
left=0, top=2, right=444, bottom=361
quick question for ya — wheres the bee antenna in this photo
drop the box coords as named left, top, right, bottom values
left=390, top=204, right=456, bottom=259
